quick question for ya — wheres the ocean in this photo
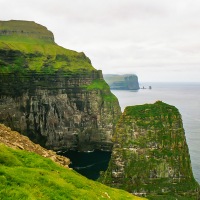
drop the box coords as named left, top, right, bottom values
left=111, top=82, right=200, bottom=184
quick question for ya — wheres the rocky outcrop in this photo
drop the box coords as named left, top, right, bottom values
left=0, top=71, right=121, bottom=151
left=0, top=20, right=121, bottom=151
left=0, top=123, right=70, bottom=168
left=103, top=74, right=139, bottom=90
left=99, top=101, right=200, bottom=199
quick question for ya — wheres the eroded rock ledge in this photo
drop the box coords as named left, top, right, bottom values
left=0, top=123, right=70, bottom=168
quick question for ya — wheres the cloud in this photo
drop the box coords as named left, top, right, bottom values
left=0, top=0, right=200, bottom=81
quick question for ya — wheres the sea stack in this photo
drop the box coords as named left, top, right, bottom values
left=0, top=20, right=121, bottom=151
left=99, top=101, right=200, bottom=199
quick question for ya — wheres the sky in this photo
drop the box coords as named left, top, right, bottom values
left=1, top=0, right=200, bottom=82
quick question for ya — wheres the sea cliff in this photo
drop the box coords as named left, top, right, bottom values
left=0, top=20, right=121, bottom=151
left=99, top=101, right=200, bottom=199
left=103, top=74, right=139, bottom=90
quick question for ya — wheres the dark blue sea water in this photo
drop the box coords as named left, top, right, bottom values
left=111, top=82, right=200, bottom=184
left=59, top=150, right=111, bottom=180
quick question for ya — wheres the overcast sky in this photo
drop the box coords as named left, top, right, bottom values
left=1, top=0, right=200, bottom=82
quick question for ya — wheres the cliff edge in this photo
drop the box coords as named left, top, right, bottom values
left=0, top=20, right=54, bottom=43
left=0, top=20, right=121, bottom=151
left=99, top=101, right=200, bottom=199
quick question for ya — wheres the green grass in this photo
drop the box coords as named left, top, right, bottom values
left=0, top=35, right=94, bottom=74
left=85, top=79, right=119, bottom=102
left=125, top=101, right=179, bottom=118
left=0, top=20, right=94, bottom=74
left=0, top=144, right=146, bottom=200
left=86, top=79, right=110, bottom=91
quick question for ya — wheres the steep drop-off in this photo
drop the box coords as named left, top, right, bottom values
left=0, top=20, right=121, bottom=151
left=0, top=124, right=146, bottom=200
left=99, top=101, right=200, bottom=199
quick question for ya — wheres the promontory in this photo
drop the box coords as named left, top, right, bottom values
left=0, top=20, right=121, bottom=152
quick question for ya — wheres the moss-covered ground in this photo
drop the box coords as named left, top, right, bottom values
left=85, top=79, right=118, bottom=102
left=0, top=143, right=146, bottom=200
left=0, top=34, right=94, bottom=74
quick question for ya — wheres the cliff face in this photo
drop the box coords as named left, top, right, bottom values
left=103, top=74, right=139, bottom=90
left=99, top=101, right=200, bottom=199
left=0, top=20, right=121, bottom=151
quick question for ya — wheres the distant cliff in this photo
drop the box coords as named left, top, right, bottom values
left=0, top=20, right=121, bottom=151
left=99, top=101, right=200, bottom=199
left=103, top=74, right=139, bottom=90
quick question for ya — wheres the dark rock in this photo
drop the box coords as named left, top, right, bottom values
left=0, top=20, right=121, bottom=152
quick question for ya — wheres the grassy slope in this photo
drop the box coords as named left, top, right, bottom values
left=85, top=79, right=118, bottom=102
left=0, top=144, right=146, bottom=200
left=0, top=35, right=94, bottom=73
left=0, top=35, right=119, bottom=101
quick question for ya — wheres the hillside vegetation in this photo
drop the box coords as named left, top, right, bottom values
left=0, top=143, right=146, bottom=200
left=0, top=20, right=94, bottom=74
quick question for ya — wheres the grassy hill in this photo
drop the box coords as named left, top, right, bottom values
left=0, top=20, right=94, bottom=74
left=0, top=143, right=146, bottom=200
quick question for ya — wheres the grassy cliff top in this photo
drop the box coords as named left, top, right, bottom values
left=0, top=20, right=54, bottom=43
left=0, top=20, right=53, bottom=33
left=0, top=20, right=94, bottom=73
left=124, top=101, right=180, bottom=118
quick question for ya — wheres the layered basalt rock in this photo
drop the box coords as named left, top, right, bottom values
left=0, top=20, right=121, bottom=151
left=99, top=101, right=200, bottom=199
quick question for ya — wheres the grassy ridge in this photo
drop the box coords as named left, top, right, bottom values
left=0, top=35, right=94, bottom=74
left=85, top=79, right=118, bottom=102
left=125, top=101, right=179, bottom=117
left=0, top=144, right=146, bottom=200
